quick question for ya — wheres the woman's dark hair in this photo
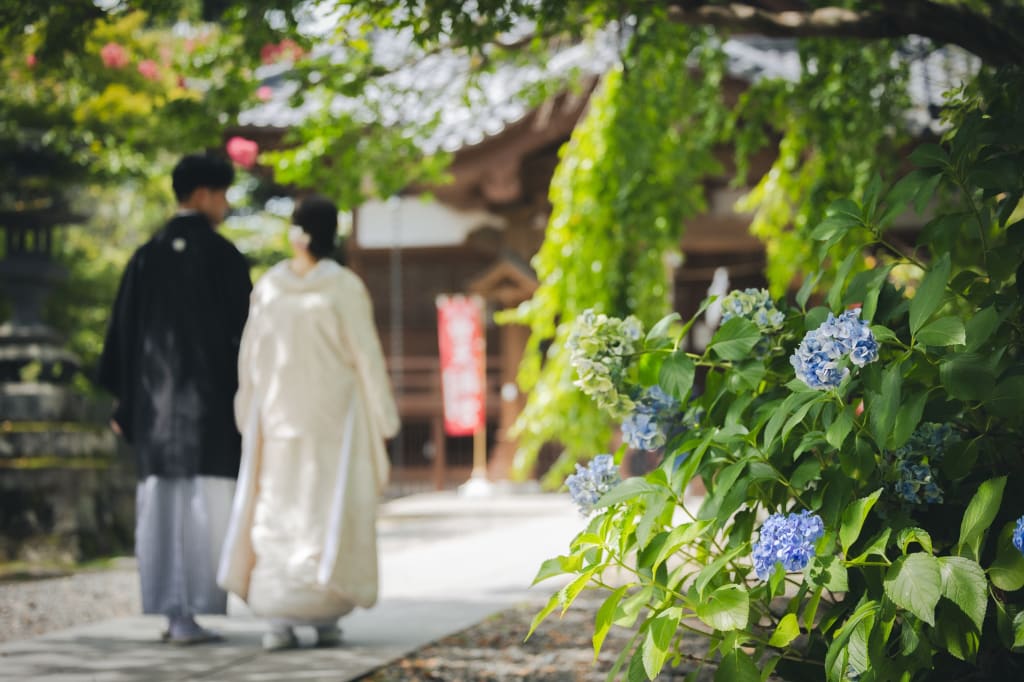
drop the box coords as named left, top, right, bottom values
left=292, top=194, right=338, bottom=260
left=171, top=153, right=235, bottom=202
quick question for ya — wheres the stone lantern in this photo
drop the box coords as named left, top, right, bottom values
left=0, top=200, right=131, bottom=569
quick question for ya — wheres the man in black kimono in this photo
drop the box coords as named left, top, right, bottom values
left=99, top=153, right=252, bottom=644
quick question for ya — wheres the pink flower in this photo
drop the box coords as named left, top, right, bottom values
left=100, top=42, right=129, bottom=69
left=260, top=43, right=281, bottom=64
left=183, top=38, right=195, bottom=54
left=137, top=59, right=160, bottom=81
left=26, top=54, right=37, bottom=68
left=278, top=39, right=305, bottom=61
left=260, top=39, right=304, bottom=64
left=226, top=136, right=259, bottom=169
left=256, top=85, right=273, bottom=101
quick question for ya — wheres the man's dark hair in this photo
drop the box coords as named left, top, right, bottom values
left=292, top=195, right=338, bottom=260
left=172, top=154, right=235, bottom=202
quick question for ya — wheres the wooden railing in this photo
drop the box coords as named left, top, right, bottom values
left=385, top=355, right=503, bottom=491
left=386, top=355, right=502, bottom=419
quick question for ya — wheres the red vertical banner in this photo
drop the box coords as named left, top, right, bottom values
left=436, top=294, right=486, bottom=437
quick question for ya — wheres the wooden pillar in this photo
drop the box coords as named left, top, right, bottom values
left=431, top=415, right=447, bottom=491
left=487, top=322, right=529, bottom=480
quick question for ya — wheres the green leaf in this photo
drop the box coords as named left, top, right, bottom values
left=897, top=527, right=933, bottom=555
left=913, top=171, right=945, bottom=214
left=636, top=352, right=663, bottom=387
left=803, top=587, right=823, bottom=632
left=826, top=405, right=855, bottom=450
left=695, top=545, right=746, bottom=598
left=864, top=173, right=884, bottom=217
left=729, top=361, right=767, bottom=391
left=989, top=522, right=1024, bottom=592
left=868, top=365, right=901, bottom=447
left=715, top=649, right=760, bottom=682
left=971, top=155, right=1021, bottom=190
left=708, top=318, right=762, bottom=361
left=890, top=390, right=927, bottom=450
left=936, top=603, right=980, bottom=662
left=695, top=584, right=750, bottom=631
left=808, top=554, right=849, bottom=592
left=840, top=488, right=883, bottom=554
left=910, top=253, right=951, bottom=334
left=825, top=600, right=880, bottom=682
left=615, top=586, right=654, bottom=628
left=988, top=376, right=1024, bottom=418
left=827, top=251, right=860, bottom=312
left=595, top=477, right=662, bottom=509
left=526, top=591, right=560, bottom=641
left=849, top=528, right=892, bottom=565
left=659, top=351, right=695, bottom=402
left=910, top=143, right=949, bottom=169
left=997, top=191, right=1023, bottom=227
left=938, top=556, right=988, bottom=632
left=805, top=306, right=830, bottom=331
left=881, top=169, right=936, bottom=226
left=791, top=458, right=822, bottom=491
left=844, top=265, right=893, bottom=323
left=916, top=315, right=966, bottom=346
left=642, top=609, right=681, bottom=679
left=646, top=312, right=681, bottom=342
left=592, top=585, right=629, bottom=658
left=559, top=569, right=596, bottom=615
left=941, top=353, right=997, bottom=401
left=764, top=391, right=818, bottom=452
left=698, top=461, right=747, bottom=521
left=650, top=521, right=709, bottom=572
left=884, top=554, right=942, bottom=625
left=828, top=198, right=863, bottom=225
left=768, top=613, right=801, bottom=648
left=797, top=272, right=822, bottom=310
left=958, top=476, right=1007, bottom=559
left=532, top=554, right=581, bottom=585
left=636, top=494, right=670, bottom=550
left=871, top=325, right=899, bottom=343
left=781, top=396, right=821, bottom=444
left=627, top=647, right=647, bottom=682
left=811, top=214, right=859, bottom=241
left=1014, top=611, right=1024, bottom=649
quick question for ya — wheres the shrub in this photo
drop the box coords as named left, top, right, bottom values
left=530, top=85, right=1024, bottom=681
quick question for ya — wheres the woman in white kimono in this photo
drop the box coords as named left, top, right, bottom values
left=218, top=195, right=399, bottom=651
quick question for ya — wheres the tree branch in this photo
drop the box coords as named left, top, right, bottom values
left=664, top=1, right=1024, bottom=66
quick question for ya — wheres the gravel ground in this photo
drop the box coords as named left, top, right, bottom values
left=0, top=558, right=140, bottom=644
left=2, top=564, right=772, bottom=681
left=358, top=594, right=744, bottom=682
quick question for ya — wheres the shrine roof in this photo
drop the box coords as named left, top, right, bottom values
left=237, top=28, right=979, bottom=154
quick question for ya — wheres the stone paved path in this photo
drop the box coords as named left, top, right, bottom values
left=0, top=490, right=581, bottom=681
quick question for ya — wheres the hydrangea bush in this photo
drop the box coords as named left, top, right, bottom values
left=529, top=111, right=1024, bottom=681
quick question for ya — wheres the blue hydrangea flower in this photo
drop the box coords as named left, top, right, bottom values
left=721, top=288, right=786, bottom=332
left=622, top=411, right=664, bottom=451
left=1013, top=516, right=1024, bottom=557
left=644, top=385, right=677, bottom=414
left=887, top=423, right=957, bottom=506
left=565, top=454, right=621, bottom=515
left=791, top=308, right=878, bottom=389
left=620, top=385, right=680, bottom=451
left=752, top=510, right=825, bottom=580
